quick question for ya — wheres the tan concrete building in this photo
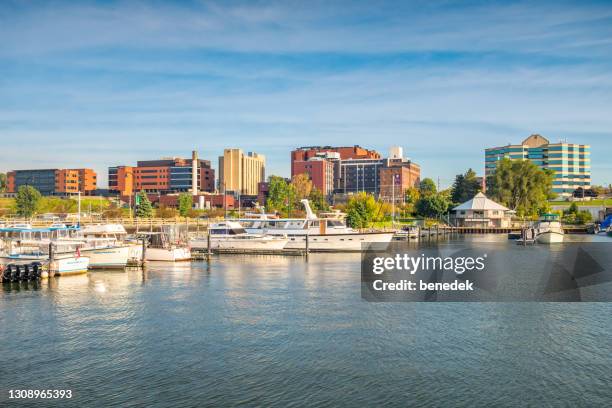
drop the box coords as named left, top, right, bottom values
left=218, top=149, right=265, bottom=195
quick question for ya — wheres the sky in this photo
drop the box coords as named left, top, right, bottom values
left=1, top=0, right=611, bottom=188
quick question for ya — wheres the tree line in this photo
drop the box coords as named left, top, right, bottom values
left=4, top=160, right=600, bottom=225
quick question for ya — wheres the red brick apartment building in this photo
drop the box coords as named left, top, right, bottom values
left=290, top=145, right=380, bottom=176
left=378, top=160, right=421, bottom=202
left=292, top=158, right=336, bottom=196
left=7, top=168, right=97, bottom=196
left=109, top=154, right=215, bottom=197
left=289, top=145, right=420, bottom=202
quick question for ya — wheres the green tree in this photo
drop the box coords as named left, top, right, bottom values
left=486, top=158, right=554, bottom=217
left=308, top=187, right=329, bottom=212
left=0, top=172, right=6, bottom=192
left=135, top=191, right=153, bottom=218
left=405, top=187, right=420, bottom=204
left=419, top=178, right=437, bottom=196
left=345, top=192, right=390, bottom=228
left=266, top=176, right=291, bottom=212
left=563, top=202, right=592, bottom=225
left=346, top=193, right=375, bottom=228
left=415, top=193, right=451, bottom=218
left=575, top=210, right=592, bottom=225
left=451, top=168, right=482, bottom=204
left=178, top=193, right=193, bottom=217
left=15, top=185, right=42, bottom=218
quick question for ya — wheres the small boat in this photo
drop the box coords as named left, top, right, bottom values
left=507, top=231, right=522, bottom=240
left=49, top=255, right=90, bottom=275
left=79, top=224, right=143, bottom=266
left=394, top=225, right=420, bottom=240
left=191, top=221, right=288, bottom=251
left=1, top=251, right=89, bottom=276
left=140, top=232, right=191, bottom=262
left=534, top=214, right=564, bottom=244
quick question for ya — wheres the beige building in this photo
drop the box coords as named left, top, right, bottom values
left=218, top=149, right=265, bottom=195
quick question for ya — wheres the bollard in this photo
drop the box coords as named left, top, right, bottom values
left=305, top=234, right=309, bottom=256
left=206, top=233, right=212, bottom=261
left=141, top=237, right=147, bottom=265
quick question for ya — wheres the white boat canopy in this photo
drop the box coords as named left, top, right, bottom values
left=452, top=192, right=510, bottom=212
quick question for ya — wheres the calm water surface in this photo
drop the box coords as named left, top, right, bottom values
left=1, top=235, right=612, bottom=407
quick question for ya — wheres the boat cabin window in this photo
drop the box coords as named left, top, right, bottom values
left=210, top=228, right=247, bottom=235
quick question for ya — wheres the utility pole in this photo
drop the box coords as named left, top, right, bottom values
left=223, top=182, right=227, bottom=219
left=77, top=191, right=81, bottom=225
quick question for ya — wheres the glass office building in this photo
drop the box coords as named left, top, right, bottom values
left=485, top=134, right=591, bottom=197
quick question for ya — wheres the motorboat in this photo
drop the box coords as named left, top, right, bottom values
left=240, top=199, right=394, bottom=251
left=394, top=224, right=420, bottom=240
left=0, top=240, right=89, bottom=276
left=191, top=221, right=288, bottom=251
left=79, top=224, right=143, bottom=266
left=534, top=214, right=565, bottom=244
left=140, top=231, right=191, bottom=262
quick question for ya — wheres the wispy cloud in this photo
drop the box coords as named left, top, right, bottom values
left=0, top=0, right=611, bottom=186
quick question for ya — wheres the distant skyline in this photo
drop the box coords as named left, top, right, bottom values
left=1, top=0, right=611, bottom=188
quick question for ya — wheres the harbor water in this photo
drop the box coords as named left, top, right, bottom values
left=1, top=235, right=612, bottom=407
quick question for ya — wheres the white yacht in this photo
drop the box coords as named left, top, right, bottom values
left=191, top=221, right=288, bottom=251
left=240, top=200, right=394, bottom=252
left=75, top=224, right=139, bottom=268
left=534, top=214, right=565, bottom=244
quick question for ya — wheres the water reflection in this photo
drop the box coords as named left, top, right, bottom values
left=1, top=237, right=611, bottom=407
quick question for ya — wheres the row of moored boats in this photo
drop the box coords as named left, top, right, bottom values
left=0, top=200, right=395, bottom=275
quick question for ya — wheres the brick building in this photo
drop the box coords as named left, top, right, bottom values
left=109, top=153, right=214, bottom=196
left=7, top=168, right=97, bottom=196
left=290, top=145, right=420, bottom=202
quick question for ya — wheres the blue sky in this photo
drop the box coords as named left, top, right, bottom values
left=1, top=0, right=611, bottom=188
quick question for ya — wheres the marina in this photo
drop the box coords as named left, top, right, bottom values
left=2, top=234, right=612, bottom=406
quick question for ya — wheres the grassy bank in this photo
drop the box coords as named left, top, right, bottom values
left=549, top=199, right=611, bottom=207
left=0, top=196, right=113, bottom=216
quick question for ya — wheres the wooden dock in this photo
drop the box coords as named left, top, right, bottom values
left=191, top=248, right=305, bottom=259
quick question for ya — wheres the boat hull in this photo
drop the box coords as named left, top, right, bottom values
left=0, top=254, right=89, bottom=275
left=191, top=237, right=288, bottom=251
left=80, top=246, right=130, bottom=269
left=536, top=231, right=564, bottom=244
left=283, top=232, right=394, bottom=251
left=128, top=244, right=144, bottom=264
left=145, top=247, right=191, bottom=262
left=51, top=256, right=90, bottom=275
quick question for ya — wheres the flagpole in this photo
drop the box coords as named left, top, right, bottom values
left=392, top=174, right=395, bottom=226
